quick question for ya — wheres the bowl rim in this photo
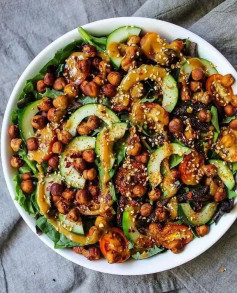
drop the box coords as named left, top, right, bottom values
left=1, top=16, right=237, bottom=275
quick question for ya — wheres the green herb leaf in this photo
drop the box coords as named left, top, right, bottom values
left=39, top=87, right=64, bottom=99
left=132, top=246, right=166, bottom=260
left=14, top=175, right=38, bottom=216
left=169, top=154, right=183, bottom=168
left=221, top=115, right=237, bottom=124
left=227, top=189, right=237, bottom=199
left=18, top=146, right=37, bottom=175
left=36, top=216, right=81, bottom=248
left=78, top=27, right=107, bottom=52
left=11, top=109, right=19, bottom=124
left=211, top=106, right=220, bottom=133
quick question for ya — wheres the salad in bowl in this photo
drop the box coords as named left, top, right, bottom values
left=6, top=24, right=237, bottom=264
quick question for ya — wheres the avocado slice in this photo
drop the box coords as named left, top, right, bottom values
left=178, top=202, right=217, bottom=226
left=209, top=159, right=235, bottom=190
left=95, top=122, right=127, bottom=190
left=148, top=143, right=191, bottom=188
left=60, top=136, right=96, bottom=189
left=19, top=99, right=42, bottom=140
left=65, top=104, right=120, bottom=136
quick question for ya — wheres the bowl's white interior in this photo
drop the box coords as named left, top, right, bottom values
left=1, top=17, right=237, bottom=275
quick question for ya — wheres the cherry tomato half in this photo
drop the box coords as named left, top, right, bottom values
left=179, top=151, right=205, bottom=185
left=160, top=223, right=193, bottom=253
left=100, top=227, right=130, bottom=263
left=206, top=74, right=233, bottom=106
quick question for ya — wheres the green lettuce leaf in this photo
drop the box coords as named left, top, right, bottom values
left=132, top=246, right=166, bottom=260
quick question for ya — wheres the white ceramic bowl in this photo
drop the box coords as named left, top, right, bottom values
left=1, top=17, right=237, bottom=275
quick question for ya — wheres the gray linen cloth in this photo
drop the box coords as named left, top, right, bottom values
left=0, top=0, right=237, bottom=292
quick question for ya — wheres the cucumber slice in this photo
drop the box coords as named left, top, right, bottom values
left=162, top=74, right=179, bottom=112
left=106, top=26, right=141, bottom=68
left=148, top=143, right=191, bottom=187
left=58, top=213, right=84, bottom=235
left=179, top=202, right=217, bottom=226
left=96, top=123, right=127, bottom=188
left=60, top=136, right=96, bottom=188
left=36, top=173, right=64, bottom=215
left=65, top=104, right=120, bottom=136
left=209, top=160, right=235, bottom=190
left=122, top=207, right=140, bottom=243
left=179, top=58, right=218, bottom=82
left=19, top=100, right=41, bottom=140
left=120, top=65, right=178, bottom=113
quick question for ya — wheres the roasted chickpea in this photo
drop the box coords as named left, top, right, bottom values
left=99, top=60, right=111, bottom=74
left=44, top=72, right=55, bottom=86
left=135, top=152, right=149, bottom=164
left=83, top=168, right=97, bottom=180
left=127, top=35, right=141, bottom=46
left=67, top=207, right=80, bottom=222
left=167, top=240, right=184, bottom=254
left=221, top=74, right=235, bottom=87
left=121, top=57, right=136, bottom=71
left=77, top=121, right=92, bottom=135
left=64, top=83, right=79, bottom=98
left=102, top=84, right=117, bottom=97
left=88, top=185, right=99, bottom=197
left=87, top=115, right=100, bottom=130
left=8, top=125, right=19, bottom=138
left=93, top=74, right=104, bottom=86
left=76, top=190, right=91, bottom=204
left=132, top=184, right=147, bottom=197
left=57, top=130, right=72, bottom=144
left=125, top=46, right=138, bottom=57
left=21, top=173, right=32, bottom=181
left=52, top=141, right=63, bottom=154
left=140, top=203, right=152, bottom=217
left=214, top=187, right=226, bottom=202
left=38, top=97, right=53, bottom=111
left=10, top=155, right=24, bottom=168
left=148, top=189, right=161, bottom=201
left=155, top=201, right=167, bottom=222
left=191, top=68, right=204, bottom=81
left=92, top=57, right=102, bottom=69
left=190, top=81, right=202, bottom=92
left=127, top=142, right=142, bottom=156
left=50, top=183, right=64, bottom=197
left=26, top=137, right=38, bottom=151
left=31, top=115, right=47, bottom=129
left=56, top=199, right=70, bottom=215
left=53, top=77, right=67, bottom=90
left=53, top=95, right=69, bottom=110
left=47, top=107, right=65, bottom=123
left=180, top=86, right=191, bottom=101
left=202, top=164, right=217, bottom=177
left=62, top=188, right=76, bottom=200
left=200, top=91, right=212, bottom=104
left=10, top=138, right=22, bottom=152
left=224, top=104, right=235, bottom=117
left=82, top=150, right=95, bottom=163
left=198, top=109, right=211, bottom=122
left=36, top=80, right=46, bottom=93
left=229, top=119, right=237, bottom=130
left=230, top=95, right=237, bottom=107
left=221, top=134, right=233, bottom=147
left=195, top=225, right=210, bottom=237
left=169, top=118, right=183, bottom=133
left=87, top=247, right=101, bottom=261
left=82, top=81, right=100, bottom=97
left=83, top=44, right=97, bottom=57
left=130, top=82, right=144, bottom=99
left=21, top=180, right=35, bottom=194
left=48, top=155, right=59, bottom=168
left=184, top=127, right=197, bottom=140
left=107, top=72, right=122, bottom=86
left=73, top=158, right=87, bottom=172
